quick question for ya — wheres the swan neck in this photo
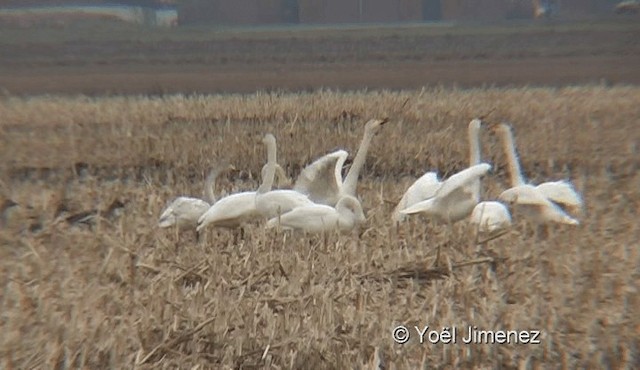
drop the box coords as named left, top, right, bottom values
left=343, top=129, right=374, bottom=196
left=204, top=169, right=219, bottom=203
left=468, top=123, right=482, bottom=199
left=469, top=124, right=481, bottom=166
left=258, top=139, right=277, bottom=194
left=501, top=127, right=525, bottom=187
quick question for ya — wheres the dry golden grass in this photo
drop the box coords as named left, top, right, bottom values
left=1, top=86, right=639, bottom=369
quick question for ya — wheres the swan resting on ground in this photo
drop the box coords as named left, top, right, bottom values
left=255, top=133, right=314, bottom=219
left=294, top=118, right=388, bottom=206
left=158, top=163, right=231, bottom=230
left=491, top=122, right=583, bottom=224
left=470, top=201, right=513, bottom=235
left=265, top=195, right=366, bottom=234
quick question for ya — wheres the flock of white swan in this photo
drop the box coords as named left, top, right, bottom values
left=158, top=118, right=583, bottom=249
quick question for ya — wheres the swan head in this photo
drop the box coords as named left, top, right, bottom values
left=469, top=118, right=483, bottom=130
left=364, top=118, right=389, bottom=136
left=468, top=118, right=483, bottom=137
left=262, top=133, right=276, bottom=146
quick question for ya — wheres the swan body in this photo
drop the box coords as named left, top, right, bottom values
left=498, top=185, right=579, bottom=225
left=397, top=119, right=493, bottom=225
left=158, top=197, right=211, bottom=229
left=493, top=122, right=584, bottom=224
left=255, top=134, right=314, bottom=218
left=256, top=190, right=315, bottom=219
left=265, top=195, right=366, bottom=233
left=400, top=163, right=492, bottom=223
left=392, top=171, right=441, bottom=222
left=196, top=191, right=261, bottom=231
left=158, top=164, right=229, bottom=230
left=470, top=201, right=512, bottom=234
left=294, top=118, right=388, bottom=206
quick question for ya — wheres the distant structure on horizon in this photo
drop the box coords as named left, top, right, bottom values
left=0, top=1, right=178, bottom=27
left=0, top=0, right=630, bottom=28
left=177, top=0, right=628, bottom=25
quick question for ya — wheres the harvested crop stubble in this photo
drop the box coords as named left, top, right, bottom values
left=0, top=86, right=639, bottom=369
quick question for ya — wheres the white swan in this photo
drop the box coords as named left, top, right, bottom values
left=492, top=123, right=582, bottom=225
left=293, top=118, right=388, bottom=206
left=255, top=134, right=314, bottom=219
left=158, top=163, right=230, bottom=230
left=393, top=119, right=483, bottom=223
left=399, top=162, right=493, bottom=223
left=395, top=119, right=504, bottom=225
left=265, top=195, right=366, bottom=234
left=196, top=144, right=290, bottom=232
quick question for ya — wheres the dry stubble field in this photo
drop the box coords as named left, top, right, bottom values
left=1, top=86, right=639, bottom=369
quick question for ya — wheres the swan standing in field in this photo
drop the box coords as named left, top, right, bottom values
left=392, top=119, right=487, bottom=222
left=400, top=163, right=493, bottom=224
left=491, top=122, right=582, bottom=231
left=158, top=163, right=232, bottom=234
left=395, top=118, right=511, bottom=233
left=400, top=162, right=493, bottom=266
left=293, top=118, right=389, bottom=206
left=398, top=119, right=498, bottom=265
left=255, top=133, right=315, bottom=219
left=265, top=194, right=366, bottom=234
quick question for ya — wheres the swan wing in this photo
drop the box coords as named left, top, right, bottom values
left=435, top=163, right=491, bottom=199
left=535, top=181, right=583, bottom=211
left=293, top=150, right=348, bottom=206
left=392, top=172, right=441, bottom=222
left=158, top=197, right=210, bottom=228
